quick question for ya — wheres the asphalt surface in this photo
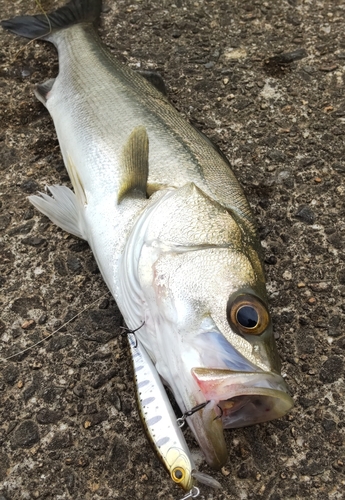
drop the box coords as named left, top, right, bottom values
left=0, top=1, right=344, bottom=499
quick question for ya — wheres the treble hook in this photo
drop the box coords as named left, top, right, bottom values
left=177, top=401, right=210, bottom=428
left=179, top=486, right=200, bottom=500
left=123, top=321, right=145, bottom=348
left=177, top=402, right=224, bottom=427
left=214, top=404, right=223, bottom=420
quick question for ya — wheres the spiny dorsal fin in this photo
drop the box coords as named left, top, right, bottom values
left=137, top=70, right=167, bottom=96
left=118, top=126, right=149, bottom=203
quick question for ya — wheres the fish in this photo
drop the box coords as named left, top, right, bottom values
left=2, top=0, right=293, bottom=475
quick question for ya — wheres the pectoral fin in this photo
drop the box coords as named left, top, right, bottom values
left=118, top=126, right=149, bottom=203
left=29, top=185, right=86, bottom=240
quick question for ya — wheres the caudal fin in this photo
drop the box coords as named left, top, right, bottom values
left=1, top=0, right=102, bottom=40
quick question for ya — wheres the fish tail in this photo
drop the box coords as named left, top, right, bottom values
left=1, top=0, right=102, bottom=40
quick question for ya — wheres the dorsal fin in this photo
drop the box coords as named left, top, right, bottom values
left=137, top=70, right=167, bottom=96
left=117, top=126, right=149, bottom=203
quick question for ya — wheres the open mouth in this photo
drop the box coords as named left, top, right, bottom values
left=192, top=367, right=294, bottom=428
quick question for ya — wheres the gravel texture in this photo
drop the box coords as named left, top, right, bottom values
left=1, top=1, right=345, bottom=499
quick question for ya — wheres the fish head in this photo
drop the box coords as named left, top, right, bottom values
left=154, top=244, right=293, bottom=438
left=135, top=183, right=293, bottom=467
left=165, top=446, right=194, bottom=491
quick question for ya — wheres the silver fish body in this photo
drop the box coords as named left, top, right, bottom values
left=2, top=0, right=293, bottom=473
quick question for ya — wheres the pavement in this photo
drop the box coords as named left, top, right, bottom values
left=0, top=1, right=344, bottom=499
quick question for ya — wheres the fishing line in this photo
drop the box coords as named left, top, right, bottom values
left=10, top=0, right=52, bottom=62
left=34, top=0, right=52, bottom=31
left=1, top=292, right=110, bottom=362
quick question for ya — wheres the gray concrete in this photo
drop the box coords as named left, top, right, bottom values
left=1, top=1, right=344, bottom=499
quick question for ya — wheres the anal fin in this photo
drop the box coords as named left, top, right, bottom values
left=117, top=126, right=149, bottom=203
left=29, top=185, right=86, bottom=240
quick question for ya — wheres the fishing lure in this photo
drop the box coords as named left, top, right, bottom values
left=128, top=331, right=221, bottom=494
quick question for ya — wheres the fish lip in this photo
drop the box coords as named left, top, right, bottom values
left=192, top=368, right=294, bottom=428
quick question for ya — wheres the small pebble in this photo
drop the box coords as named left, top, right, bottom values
left=221, top=466, right=231, bottom=476
left=20, top=179, right=39, bottom=194
left=283, top=270, right=292, bottom=281
left=88, top=482, right=100, bottom=492
left=266, top=48, right=307, bottom=65
left=73, top=384, right=85, bottom=398
left=38, top=314, right=47, bottom=325
left=309, top=282, right=331, bottom=292
left=319, top=63, right=338, bottom=72
left=11, top=420, right=40, bottom=449
left=77, top=456, right=89, bottom=467
left=21, top=319, right=36, bottom=330
left=319, top=355, right=344, bottom=383
left=36, top=408, right=63, bottom=425
left=30, top=361, right=43, bottom=370
left=295, top=205, right=315, bottom=224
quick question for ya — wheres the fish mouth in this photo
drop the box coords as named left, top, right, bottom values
left=192, top=368, right=293, bottom=429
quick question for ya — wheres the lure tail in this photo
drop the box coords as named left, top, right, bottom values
left=1, top=0, right=102, bottom=40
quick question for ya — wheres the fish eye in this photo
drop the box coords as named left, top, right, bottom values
left=171, top=467, right=185, bottom=483
left=237, top=305, right=258, bottom=328
left=227, top=294, right=269, bottom=335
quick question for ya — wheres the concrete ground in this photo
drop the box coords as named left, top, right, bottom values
left=0, top=0, right=344, bottom=499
